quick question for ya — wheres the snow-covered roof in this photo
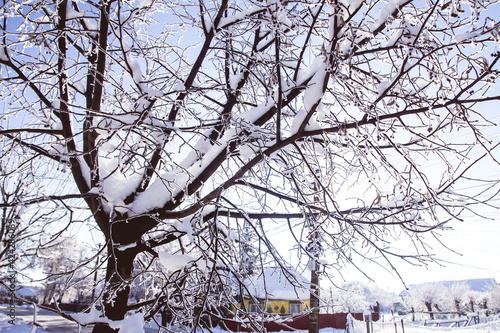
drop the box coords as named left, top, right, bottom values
left=399, top=278, right=497, bottom=296
left=243, top=267, right=310, bottom=301
left=16, top=286, right=42, bottom=297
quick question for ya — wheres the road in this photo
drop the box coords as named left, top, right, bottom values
left=0, top=306, right=160, bottom=332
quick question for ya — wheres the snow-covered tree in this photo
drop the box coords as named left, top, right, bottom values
left=362, top=283, right=397, bottom=313
left=463, top=289, right=488, bottom=313
left=405, top=283, right=447, bottom=318
left=0, top=165, right=25, bottom=267
left=489, top=284, right=500, bottom=313
left=404, top=281, right=499, bottom=317
left=38, top=238, right=98, bottom=305
left=1, top=0, right=500, bottom=332
left=0, top=158, right=71, bottom=278
left=237, top=220, right=261, bottom=277
left=446, top=282, right=470, bottom=315
left=328, top=282, right=368, bottom=313
left=326, top=281, right=395, bottom=313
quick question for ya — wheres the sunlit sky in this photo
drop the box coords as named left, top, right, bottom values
left=323, top=126, right=500, bottom=294
left=270, top=101, right=500, bottom=294
left=349, top=217, right=500, bottom=294
left=269, top=215, right=500, bottom=295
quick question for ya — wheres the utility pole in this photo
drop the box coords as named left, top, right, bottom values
left=308, top=232, right=320, bottom=333
left=307, top=175, right=321, bottom=333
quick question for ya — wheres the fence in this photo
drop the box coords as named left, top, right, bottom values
left=223, top=311, right=380, bottom=332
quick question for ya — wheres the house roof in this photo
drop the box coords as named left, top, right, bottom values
left=17, top=286, right=39, bottom=297
left=243, top=267, right=310, bottom=301
left=399, top=278, right=498, bottom=296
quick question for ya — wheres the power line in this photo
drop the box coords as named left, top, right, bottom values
left=433, top=257, right=500, bottom=273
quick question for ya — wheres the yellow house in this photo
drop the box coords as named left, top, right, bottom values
left=239, top=267, right=310, bottom=314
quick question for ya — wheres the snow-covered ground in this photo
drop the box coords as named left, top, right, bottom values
left=1, top=310, right=500, bottom=333
left=0, top=312, right=38, bottom=333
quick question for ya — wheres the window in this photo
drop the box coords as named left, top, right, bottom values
left=249, top=302, right=263, bottom=313
left=289, top=302, right=301, bottom=314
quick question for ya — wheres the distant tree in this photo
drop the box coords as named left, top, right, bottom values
left=0, top=165, right=25, bottom=267
left=404, top=281, right=500, bottom=317
left=446, top=282, right=470, bottom=315
left=327, top=281, right=395, bottom=313
left=477, top=292, right=490, bottom=312
left=0, top=158, right=73, bottom=283
left=327, top=282, right=369, bottom=312
left=237, top=220, right=261, bottom=277
left=38, top=238, right=98, bottom=305
left=1, top=0, right=500, bottom=332
left=489, top=284, right=500, bottom=313
left=463, top=289, right=488, bottom=313
left=405, top=283, right=446, bottom=319
left=362, top=283, right=397, bottom=313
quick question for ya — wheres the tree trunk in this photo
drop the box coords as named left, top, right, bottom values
left=454, top=299, right=461, bottom=316
left=91, top=245, right=136, bottom=333
left=425, top=301, right=433, bottom=319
